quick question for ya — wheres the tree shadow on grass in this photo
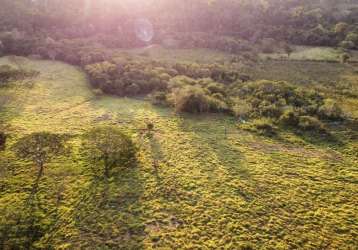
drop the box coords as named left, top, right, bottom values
left=0, top=180, right=56, bottom=249
left=69, top=166, right=146, bottom=249
left=176, top=116, right=256, bottom=202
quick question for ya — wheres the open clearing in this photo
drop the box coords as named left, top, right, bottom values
left=0, top=57, right=357, bottom=249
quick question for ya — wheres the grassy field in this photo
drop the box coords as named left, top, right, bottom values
left=0, top=56, right=357, bottom=249
left=119, top=46, right=233, bottom=64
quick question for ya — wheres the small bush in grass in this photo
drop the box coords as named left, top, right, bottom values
left=298, top=116, right=327, bottom=133
left=174, top=86, right=210, bottom=113
left=340, top=53, right=350, bottom=63
left=318, top=99, right=344, bottom=121
left=241, top=118, right=277, bottom=137
left=279, top=109, right=299, bottom=126
left=150, top=91, right=168, bottom=106
left=252, top=119, right=277, bottom=136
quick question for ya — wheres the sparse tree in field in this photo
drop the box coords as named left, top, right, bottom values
left=81, top=127, right=137, bottom=178
left=340, top=53, right=350, bottom=63
left=12, top=132, right=68, bottom=182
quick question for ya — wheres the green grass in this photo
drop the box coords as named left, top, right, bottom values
left=0, top=56, right=357, bottom=249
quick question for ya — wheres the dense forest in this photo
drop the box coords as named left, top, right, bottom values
left=1, top=0, right=358, bottom=51
left=0, top=0, right=357, bottom=249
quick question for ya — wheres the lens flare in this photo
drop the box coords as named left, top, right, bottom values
left=134, top=18, right=154, bottom=43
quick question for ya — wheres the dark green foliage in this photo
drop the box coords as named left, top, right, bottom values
left=318, top=99, right=344, bottom=121
left=279, top=109, right=300, bottom=127
left=241, top=118, right=278, bottom=137
left=12, top=132, right=68, bottom=177
left=298, top=116, right=327, bottom=133
left=173, top=86, right=211, bottom=113
left=81, top=127, right=138, bottom=178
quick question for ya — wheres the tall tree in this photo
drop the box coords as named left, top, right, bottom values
left=81, top=126, right=137, bottom=178
left=12, top=132, right=68, bottom=184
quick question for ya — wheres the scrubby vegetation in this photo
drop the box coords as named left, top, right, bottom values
left=85, top=57, right=347, bottom=134
left=0, top=0, right=358, bottom=249
left=0, top=56, right=357, bottom=249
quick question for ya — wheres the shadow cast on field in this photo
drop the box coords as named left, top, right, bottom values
left=176, top=115, right=255, bottom=201
left=69, top=166, right=146, bottom=249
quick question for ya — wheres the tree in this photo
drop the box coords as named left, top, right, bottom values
left=12, top=132, right=68, bottom=181
left=81, top=127, right=137, bottom=178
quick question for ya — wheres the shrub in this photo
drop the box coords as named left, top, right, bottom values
left=318, top=99, right=344, bottom=121
left=207, top=96, right=230, bottom=113
left=174, top=86, right=210, bottom=113
left=244, top=118, right=277, bottom=137
left=346, top=33, right=358, bottom=47
left=340, top=53, right=350, bottom=63
left=0, top=65, right=19, bottom=83
left=150, top=91, right=168, bottom=106
left=206, top=82, right=226, bottom=95
left=298, top=116, right=327, bottom=133
left=232, top=99, right=252, bottom=119
left=279, top=109, right=299, bottom=126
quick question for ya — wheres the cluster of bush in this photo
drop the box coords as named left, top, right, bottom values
left=232, top=80, right=345, bottom=135
left=83, top=55, right=345, bottom=135
left=84, top=59, right=245, bottom=97
left=0, top=64, right=39, bottom=86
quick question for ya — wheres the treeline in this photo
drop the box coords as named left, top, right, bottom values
left=0, top=0, right=357, bottom=50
